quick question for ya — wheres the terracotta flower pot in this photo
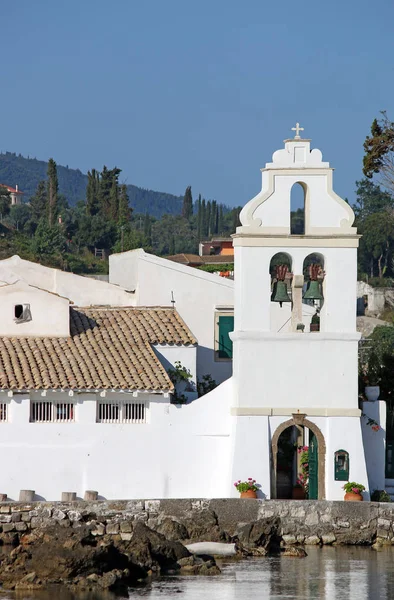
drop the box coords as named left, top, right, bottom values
left=240, top=490, right=257, bottom=499
left=344, top=492, right=363, bottom=501
left=292, top=486, right=306, bottom=500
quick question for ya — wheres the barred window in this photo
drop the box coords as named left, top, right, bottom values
left=30, top=401, right=75, bottom=423
left=0, top=403, right=7, bottom=422
left=97, top=400, right=146, bottom=424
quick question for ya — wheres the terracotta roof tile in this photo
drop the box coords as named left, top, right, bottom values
left=0, top=307, right=196, bottom=392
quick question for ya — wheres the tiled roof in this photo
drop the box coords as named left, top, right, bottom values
left=166, top=254, right=234, bottom=265
left=0, top=307, right=196, bottom=392
left=166, top=253, right=204, bottom=265
left=0, top=185, right=23, bottom=194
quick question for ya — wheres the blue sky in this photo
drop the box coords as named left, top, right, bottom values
left=1, top=0, right=393, bottom=208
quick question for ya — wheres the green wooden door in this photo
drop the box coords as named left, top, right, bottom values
left=218, top=316, right=234, bottom=359
left=308, top=432, right=318, bottom=500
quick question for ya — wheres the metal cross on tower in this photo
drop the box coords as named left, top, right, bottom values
left=291, top=122, right=304, bottom=139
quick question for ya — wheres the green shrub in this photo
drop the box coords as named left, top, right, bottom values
left=371, top=489, right=391, bottom=502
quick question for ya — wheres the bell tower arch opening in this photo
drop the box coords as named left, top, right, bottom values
left=303, top=253, right=325, bottom=332
left=290, top=182, right=307, bottom=235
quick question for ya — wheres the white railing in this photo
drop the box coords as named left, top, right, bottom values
left=30, top=401, right=75, bottom=423
left=0, top=403, right=7, bottom=422
left=97, top=400, right=146, bottom=424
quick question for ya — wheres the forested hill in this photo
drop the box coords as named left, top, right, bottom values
left=0, top=152, right=183, bottom=217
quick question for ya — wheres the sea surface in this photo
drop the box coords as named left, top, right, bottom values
left=2, top=546, right=394, bottom=600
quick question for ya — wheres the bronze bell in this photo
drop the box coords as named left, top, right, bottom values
left=303, top=280, right=323, bottom=301
left=271, top=281, right=292, bottom=307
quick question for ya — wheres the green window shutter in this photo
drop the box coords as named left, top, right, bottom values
left=218, top=315, right=234, bottom=359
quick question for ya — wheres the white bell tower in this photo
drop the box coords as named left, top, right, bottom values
left=229, top=126, right=369, bottom=500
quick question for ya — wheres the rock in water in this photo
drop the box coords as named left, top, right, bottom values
left=185, top=542, right=236, bottom=556
left=282, top=547, right=307, bottom=558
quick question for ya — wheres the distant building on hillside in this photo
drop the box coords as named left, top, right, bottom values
left=0, top=184, right=24, bottom=205
left=199, top=237, right=234, bottom=258
left=166, top=253, right=234, bottom=267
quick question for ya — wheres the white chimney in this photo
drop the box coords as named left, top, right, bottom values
left=15, top=185, right=18, bottom=192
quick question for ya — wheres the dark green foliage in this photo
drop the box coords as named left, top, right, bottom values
left=182, top=186, right=193, bottom=219
left=47, top=158, right=59, bottom=227
left=371, top=489, right=391, bottom=502
left=29, top=180, right=47, bottom=226
left=291, top=208, right=305, bottom=234
left=197, top=374, right=217, bottom=397
left=118, top=184, right=131, bottom=225
left=86, top=169, right=100, bottom=216
left=0, top=152, right=183, bottom=218
left=32, top=221, right=66, bottom=256
left=0, top=186, right=11, bottom=220
left=363, top=113, right=394, bottom=181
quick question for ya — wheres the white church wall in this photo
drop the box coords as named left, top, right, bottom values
left=234, top=245, right=358, bottom=334
left=0, top=281, right=70, bottom=337
left=109, top=250, right=234, bottom=385
left=229, top=415, right=271, bottom=499
left=268, top=414, right=370, bottom=500
left=361, top=400, right=386, bottom=494
left=0, top=255, right=135, bottom=307
left=153, top=344, right=197, bottom=398
left=0, top=384, right=233, bottom=501
left=232, top=333, right=359, bottom=410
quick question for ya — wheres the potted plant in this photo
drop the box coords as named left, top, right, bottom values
left=296, top=323, right=305, bottom=333
left=310, top=312, right=320, bottom=332
left=234, top=478, right=259, bottom=499
left=371, top=489, right=391, bottom=502
left=292, top=480, right=306, bottom=500
left=343, top=482, right=365, bottom=501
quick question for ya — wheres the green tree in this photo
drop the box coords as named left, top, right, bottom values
left=29, top=180, right=47, bottom=226
left=7, top=204, right=31, bottom=231
left=47, top=158, right=58, bottom=227
left=182, top=186, right=193, bottom=219
left=32, top=220, right=66, bottom=256
left=117, top=184, right=131, bottom=225
left=354, top=179, right=393, bottom=220
left=0, top=186, right=11, bottom=221
left=86, top=169, right=100, bottom=216
left=363, top=112, right=394, bottom=193
left=359, top=211, right=394, bottom=278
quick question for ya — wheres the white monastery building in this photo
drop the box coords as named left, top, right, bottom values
left=0, top=127, right=385, bottom=501
left=0, top=184, right=24, bottom=205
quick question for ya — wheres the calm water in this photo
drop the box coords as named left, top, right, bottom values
left=2, top=546, right=394, bottom=600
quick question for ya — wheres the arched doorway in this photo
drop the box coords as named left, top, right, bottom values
left=271, top=414, right=326, bottom=499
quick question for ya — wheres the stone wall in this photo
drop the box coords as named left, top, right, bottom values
left=1, top=498, right=394, bottom=546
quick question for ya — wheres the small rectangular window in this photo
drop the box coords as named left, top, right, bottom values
left=97, top=400, right=146, bottom=424
left=30, top=401, right=75, bottom=423
left=0, top=403, right=7, bottom=422
left=215, top=313, right=234, bottom=361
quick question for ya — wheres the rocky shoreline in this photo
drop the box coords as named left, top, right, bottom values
left=1, top=498, right=393, bottom=593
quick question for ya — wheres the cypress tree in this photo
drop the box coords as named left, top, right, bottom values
left=143, top=212, right=152, bottom=246
left=182, top=186, right=193, bottom=219
left=109, top=178, right=119, bottom=221
left=86, top=169, right=100, bottom=216
left=197, top=194, right=202, bottom=241
left=218, top=204, right=224, bottom=235
left=47, top=158, right=58, bottom=227
left=118, top=184, right=131, bottom=225
left=206, top=201, right=212, bottom=236
left=30, top=180, right=47, bottom=225
left=201, top=199, right=207, bottom=237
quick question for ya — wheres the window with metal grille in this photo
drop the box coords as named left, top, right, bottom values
left=0, top=403, right=7, bottom=422
left=30, top=401, right=75, bottom=423
left=97, top=400, right=146, bottom=424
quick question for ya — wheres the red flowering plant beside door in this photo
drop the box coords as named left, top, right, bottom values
left=297, top=446, right=309, bottom=495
